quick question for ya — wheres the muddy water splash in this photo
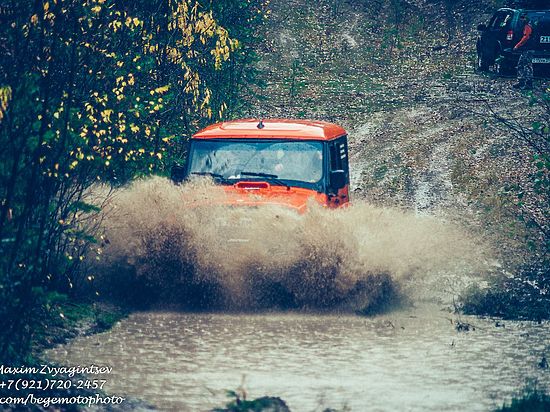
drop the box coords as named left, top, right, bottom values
left=93, top=177, right=488, bottom=309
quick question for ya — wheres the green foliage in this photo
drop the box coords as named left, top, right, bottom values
left=496, top=389, right=550, bottom=412
left=212, top=393, right=291, bottom=412
left=35, top=293, right=127, bottom=347
left=0, top=0, right=265, bottom=364
left=68, top=201, right=101, bottom=214
left=461, top=261, right=550, bottom=321
left=287, top=59, right=307, bottom=98
left=510, top=93, right=550, bottom=257
left=489, top=88, right=550, bottom=263
left=208, top=0, right=269, bottom=118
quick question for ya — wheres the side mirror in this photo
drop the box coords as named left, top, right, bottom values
left=170, top=163, right=186, bottom=185
left=477, top=24, right=487, bottom=31
left=330, top=170, right=346, bottom=192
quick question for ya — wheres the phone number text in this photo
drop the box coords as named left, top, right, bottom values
left=0, top=379, right=106, bottom=391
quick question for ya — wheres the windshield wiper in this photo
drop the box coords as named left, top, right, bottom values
left=239, top=171, right=291, bottom=190
left=190, top=172, right=230, bottom=184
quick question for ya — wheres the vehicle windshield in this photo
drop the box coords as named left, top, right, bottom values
left=188, top=139, right=324, bottom=189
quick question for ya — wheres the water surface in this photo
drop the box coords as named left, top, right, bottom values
left=46, top=309, right=550, bottom=411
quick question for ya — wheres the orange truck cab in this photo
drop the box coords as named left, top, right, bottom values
left=171, top=119, right=350, bottom=212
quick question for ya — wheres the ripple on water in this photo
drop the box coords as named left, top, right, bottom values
left=46, top=309, right=550, bottom=412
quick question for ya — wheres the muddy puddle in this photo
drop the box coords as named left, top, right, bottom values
left=46, top=308, right=550, bottom=411
left=47, top=177, right=543, bottom=411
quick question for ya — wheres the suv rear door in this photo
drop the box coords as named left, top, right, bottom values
left=482, top=9, right=515, bottom=61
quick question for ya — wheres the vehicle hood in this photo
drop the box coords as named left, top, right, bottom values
left=216, top=182, right=326, bottom=213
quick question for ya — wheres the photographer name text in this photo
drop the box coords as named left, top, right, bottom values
left=0, top=364, right=112, bottom=378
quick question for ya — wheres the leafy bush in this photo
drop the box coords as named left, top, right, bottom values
left=212, top=393, right=291, bottom=412
left=0, top=0, right=266, bottom=364
left=496, top=388, right=550, bottom=412
left=461, top=261, right=550, bottom=320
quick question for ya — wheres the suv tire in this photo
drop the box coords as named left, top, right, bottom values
left=495, top=57, right=515, bottom=76
left=477, top=50, right=490, bottom=72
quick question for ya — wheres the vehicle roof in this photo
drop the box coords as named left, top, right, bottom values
left=192, top=119, right=347, bottom=141
left=521, top=10, right=550, bottom=14
left=498, top=8, right=550, bottom=11
left=497, top=8, right=550, bottom=14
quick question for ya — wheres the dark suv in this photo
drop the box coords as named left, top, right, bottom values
left=477, top=8, right=550, bottom=75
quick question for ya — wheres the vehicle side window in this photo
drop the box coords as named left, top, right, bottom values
left=491, top=12, right=512, bottom=29
left=487, top=13, right=498, bottom=28
left=338, top=137, right=348, bottom=177
left=329, top=142, right=340, bottom=171
left=329, top=136, right=348, bottom=174
left=501, top=13, right=512, bottom=28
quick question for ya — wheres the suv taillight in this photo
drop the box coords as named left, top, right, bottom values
left=507, top=30, right=514, bottom=41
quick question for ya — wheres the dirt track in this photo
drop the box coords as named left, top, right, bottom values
left=245, top=0, right=549, bottom=268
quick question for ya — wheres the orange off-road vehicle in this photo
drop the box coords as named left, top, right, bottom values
left=171, top=119, right=350, bottom=211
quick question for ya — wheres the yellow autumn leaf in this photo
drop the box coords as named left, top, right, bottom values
left=101, top=109, right=113, bottom=122
left=0, top=86, right=12, bottom=123
left=154, top=85, right=170, bottom=94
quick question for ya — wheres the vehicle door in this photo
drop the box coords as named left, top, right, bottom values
left=482, top=10, right=514, bottom=60
left=327, top=136, right=350, bottom=208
